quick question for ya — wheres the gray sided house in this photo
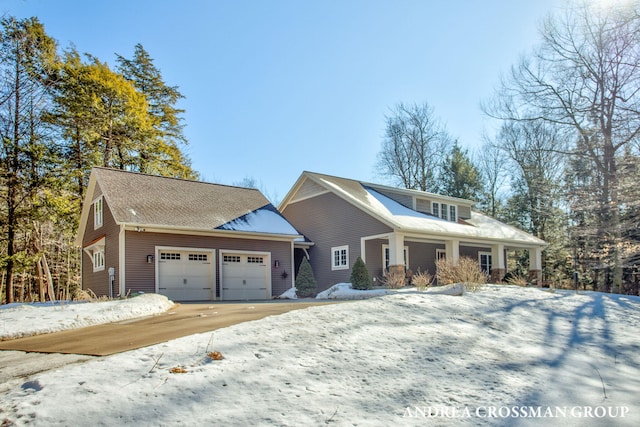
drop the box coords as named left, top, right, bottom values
left=280, top=171, right=547, bottom=291
left=76, top=168, right=306, bottom=301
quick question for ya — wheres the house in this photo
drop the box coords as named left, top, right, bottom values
left=76, top=167, right=308, bottom=301
left=279, top=171, right=547, bottom=290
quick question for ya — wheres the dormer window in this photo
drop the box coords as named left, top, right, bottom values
left=432, top=202, right=457, bottom=222
left=94, top=197, right=103, bottom=229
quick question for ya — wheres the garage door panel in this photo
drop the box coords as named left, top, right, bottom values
left=158, top=250, right=213, bottom=301
left=221, top=253, right=269, bottom=300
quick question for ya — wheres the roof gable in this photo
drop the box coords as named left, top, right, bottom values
left=76, top=168, right=301, bottom=244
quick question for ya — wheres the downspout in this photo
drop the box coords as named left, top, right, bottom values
left=119, top=225, right=126, bottom=296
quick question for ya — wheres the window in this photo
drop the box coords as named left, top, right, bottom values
left=382, top=245, right=409, bottom=270
left=188, top=254, right=208, bottom=262
left=247, top=256, right=264, bottom=264
left=436, top=249, right=446, bottom=261
left=93, top=249, right=105, bottom=272
left=84, top=237, right=106, bottom=272
left=432, top=202, right=457, bottom=222
left=160, top=253, right=181, bottom=261
left=93, top=197, right=103, bottom=229
left=223, top=255, right=241, bottom=263
left=331, top=245, right=349, bottom=270
left=479, top=252, right=492, bottom=273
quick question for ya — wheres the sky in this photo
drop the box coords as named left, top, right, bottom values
left=2, top=0, right=567, bottom=201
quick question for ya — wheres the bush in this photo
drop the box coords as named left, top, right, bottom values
left=504, top=271, right=528, bottom=287
left=295, top=258, right=318, bottom=297
left=435, top=257, right=488, bottom=292
left=378, top=268, right=406, bottom=289
left=350, top=256, right=372, bottom=290
left=412, top=268, right=434, bottom=292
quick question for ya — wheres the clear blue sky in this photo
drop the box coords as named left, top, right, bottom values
left=3, top=0, right=564, bottom=201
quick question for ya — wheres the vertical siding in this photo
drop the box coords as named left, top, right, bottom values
left=125, top=232, right=293, bottom=298
left=81, top=188, right=120, bottom=297
left=282, top=192, right=392, bottom=291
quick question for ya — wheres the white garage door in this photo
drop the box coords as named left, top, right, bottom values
left=158, top=250, right=213, bottom=301
left=221, top=253, right=269, bottom=300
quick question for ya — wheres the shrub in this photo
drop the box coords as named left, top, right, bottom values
left=435, top=257, right=488, bottom=292
left=295, top=258, right=318, bottom=297
left=378, top=268, right=406, bottom=289
left=504, top=271, right=528, bottom=287
left=412, top=268, right=434, bottom=292
left=350, top=256, right=372, bottom=290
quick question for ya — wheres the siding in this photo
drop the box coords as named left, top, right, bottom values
left=282, top=192, right=392, bottom=290
left=458, top=205, right=472, bottom=219
left=81, top=186, right=120, bottom=296
left=371, top=188, right=413, bottom=209
left=124, top=232, right=293, bottom=298
left=366, top=239, right=444, bottom=282
left=291, top=178, right=328, bottom=203
left=415, top=198, right=432, bottom=215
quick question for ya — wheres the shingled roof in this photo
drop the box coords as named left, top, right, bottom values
left=76, top=168, right=301, bottom=243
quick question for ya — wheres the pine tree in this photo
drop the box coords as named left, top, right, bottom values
left=440, top=143, right=483, bottom=200
left=350, top=256, right=371, bottom=290
left=295, top=258, right=318, bottom=297
left=116, top=44, right=195, bottom=179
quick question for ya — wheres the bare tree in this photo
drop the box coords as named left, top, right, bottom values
left=476, top=139, right=508, bottom=218
left=376, top=102, right=453, bottom=192
left=484, top=1, right=640, bottom=293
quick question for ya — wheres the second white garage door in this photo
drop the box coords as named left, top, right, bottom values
left=221, top=253, right=270, bottom=300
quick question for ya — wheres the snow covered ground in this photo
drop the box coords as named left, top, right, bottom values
left=1, top=285, right=639, bottom=426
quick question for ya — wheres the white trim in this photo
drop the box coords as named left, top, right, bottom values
left=219, top=249, right=272, bottom=301
left=479, top=251, right=493, bottom=273
left=331, top=245, right=349, bottom=270
left=83, top=236, right=106, bottom=272
left=436, top=248, right=446, bottom=261
left=119, top=225, right=126, bottom=296
left=122, top=224, right=302, bottom=242
left=382, top=244, right=409, bottom=270
left=93, top=196, right=103, bottom=229
left=155, top=246, right=216, bottom=299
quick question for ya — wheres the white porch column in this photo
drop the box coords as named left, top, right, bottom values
left=388, top=232, right=406, bottom=273
left=491, top=243, right=505, bottom=282
left=529, top=247, right=543, bottom=286
left=445, top=239, right=460, bottom=265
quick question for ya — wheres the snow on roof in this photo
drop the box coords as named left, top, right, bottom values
left=217, top=205, right=302, bottom=236
left=311, top=172, right=545, bottom=247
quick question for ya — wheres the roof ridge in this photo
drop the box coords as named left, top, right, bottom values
left=93, top=167, right=263, bottom=192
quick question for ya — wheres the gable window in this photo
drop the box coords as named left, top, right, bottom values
left=432, top=202, right=457, bottom=222
left=94, top=197, right=103, bottom=229
left=382, top=244, right=409, bottom=270
left=84, top=237, right=106, bottom=272
left=331, top=245, right=349, bottom=270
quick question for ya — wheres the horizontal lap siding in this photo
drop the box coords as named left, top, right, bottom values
left=124, top=232, right=293, bottom=298
left=282, top=192, right=392, bottom=291
left=81, top=189, right=120, bottom=297
left=366, top=239, right=444, bottom=281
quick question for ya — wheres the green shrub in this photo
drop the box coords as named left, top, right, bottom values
left=295, top=258, right=318, bottom=297
left=350, top=256, right=372, bottom=290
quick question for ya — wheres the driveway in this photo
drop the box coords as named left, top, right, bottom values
left=0, top=300, right=338, bottom=356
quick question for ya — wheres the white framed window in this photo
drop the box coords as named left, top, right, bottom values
left=432, top=202, right=457, bottom=222
left=93, top=197, right=103, bottom=229
left=436, top=249, right=446, bottom=261
left=382, top=244, right=409, bottom=270
left=93, top=249, right=105, bottom=272
left=84, top=236, right=106, bottom=272
left=479, top=251, right=492, bottom=273
left=331, top=245, right=349, bottom=270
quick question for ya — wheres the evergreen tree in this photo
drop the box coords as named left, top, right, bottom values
left=295, top=258, right=318, bottom=297
left=0, top=17, right=58, bottom=303
left=440, top=143, right=483, bottom=200
left=116, top=44, right=195, bottom=178
left=350, top=256, right=371, bottom=290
